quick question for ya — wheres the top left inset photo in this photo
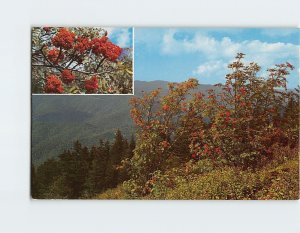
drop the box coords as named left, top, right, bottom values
left=31, top=27, right=133, bottom=95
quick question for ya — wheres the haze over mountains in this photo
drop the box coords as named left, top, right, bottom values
left=32, top=80, right=217, bottom=164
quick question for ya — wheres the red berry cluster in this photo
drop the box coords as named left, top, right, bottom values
left=84, top=76, right=99, bottom=93
left=91, top=37, right=122, bottom=61
left=44, top=75, right=64, bottom=93
left=239, top=87, right=247, bottom=95
left=74, top=36, right=91, bottom=54
left=102, top=41, right=122, bottom=61
left=160, top=140, right=170, bottom=149
left=191, top=144, right=222, bottom=160
left=91, top=36, right=108, bottom=54
left=61, top=69, right=75, bottom=84
left=219, top=111, right=231, bottom=123
left=162, top=104, right=170, bottom=111
left=47, top=48, right=64, bottom=64
left=52, top=28, right=75, bottom=50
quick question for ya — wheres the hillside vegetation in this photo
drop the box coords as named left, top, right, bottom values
left=97, top=146, right=299, bottom=200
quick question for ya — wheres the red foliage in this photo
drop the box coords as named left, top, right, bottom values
left=61, top=69, right=75, bottom=83
left=91, top=37, right=122, bottom=61
left=47, top=48, right=64, bottom=64
left=195, top=93, right=204, bottom=100
left=52, top=28, right=75, bottom=50
left=191, top=153, right=197, bottom=159
left=74, top=36, right=91, bottom=54
left=215, top=147, right=222, bottom=155
left=239, top=87, right=247, bottom=95
left=203, top=144, right=211, bottom=155
left=44, top=75, right=64, bottom=93
left=85, top=76, right=99, bottom=93
left=162, top=104, right=170, bottom=111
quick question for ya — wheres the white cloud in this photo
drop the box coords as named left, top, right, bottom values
left=115, top=29, right=131, bottom=48
left=162, top=30, right=299, bottom=81
left=162, top=30, right=298, bottom=61
left=161, top=30, right=182, bottom=54
left=193, top=60, right=226, bottom=76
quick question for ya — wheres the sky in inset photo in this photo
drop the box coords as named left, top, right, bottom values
left=104, top=27, right=133, bottom=48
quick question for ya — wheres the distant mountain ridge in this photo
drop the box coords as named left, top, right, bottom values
left=32, top=80, right=217, bottom=164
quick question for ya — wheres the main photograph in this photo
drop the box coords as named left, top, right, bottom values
left=31, top=28, right=299, bottom=199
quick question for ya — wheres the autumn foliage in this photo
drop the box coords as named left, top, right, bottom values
left=127, top=53, right=299, bottom=196
left=32, top=27, right=133, bottom=94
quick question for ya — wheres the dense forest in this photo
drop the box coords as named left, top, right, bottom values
left=32, top=54, right=299, bottom=200
left=31, top=130, right=135, bottom=199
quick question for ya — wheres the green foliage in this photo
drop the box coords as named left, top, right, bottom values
left=255, top=158, right=299, bottom=200
left=122, top=179, right=144, bottom=199
left=32, top=130, right=135, bottom=199
left=164, top=168, right=258, bottom=200
left=84, top=143, right=109, bottom=196
left=96, top=184, right=129, bottom=200
left=97, top=145, right=298, bottom=200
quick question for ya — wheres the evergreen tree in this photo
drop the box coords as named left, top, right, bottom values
left=35, top=158, right=61, bottom=198
left=105, top=129, right=126, bottom=187
left=85, top=143, right=109, bottom=196
left=59, top=142, right=89, bottom=198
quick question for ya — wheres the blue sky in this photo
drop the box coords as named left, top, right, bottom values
left=104, top=27, right=133, bottom=48
left=134, top=28, right=299, bottom=88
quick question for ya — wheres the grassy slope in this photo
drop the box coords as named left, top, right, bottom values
left=96, top=155, right=299, bottom=200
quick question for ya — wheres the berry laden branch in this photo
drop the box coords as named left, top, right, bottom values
left=31, top=27, right=133, bottom=94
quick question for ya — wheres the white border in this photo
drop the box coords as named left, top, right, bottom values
left=132, top=27, right=135, bottom=96
left=1, top=1, right=300, bottom=233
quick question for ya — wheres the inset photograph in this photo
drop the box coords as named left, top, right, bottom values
left=31, top=27, right=133, bottom=94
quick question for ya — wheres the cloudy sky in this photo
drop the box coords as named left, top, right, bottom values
left=104, top=27, right=133, bottom=48
left=134, top=28, right=299, bottom=88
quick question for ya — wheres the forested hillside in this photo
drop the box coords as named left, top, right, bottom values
left=32, top=130, right=135, bottom=199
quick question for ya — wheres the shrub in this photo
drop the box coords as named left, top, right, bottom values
left=128, top=53, right=297, bottom=192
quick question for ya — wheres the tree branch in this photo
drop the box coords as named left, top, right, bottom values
left=32, top=64, right=114, bottom=76
left=95, top=57, right=106, bottom=72
left=55, top=47, right=62, bottom=64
